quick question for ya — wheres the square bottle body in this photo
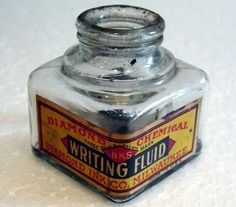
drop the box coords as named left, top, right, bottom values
left=28, top=51, right=208, bottom=202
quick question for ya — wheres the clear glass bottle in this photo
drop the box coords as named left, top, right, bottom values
left=28, top=5, right=209, bottom=202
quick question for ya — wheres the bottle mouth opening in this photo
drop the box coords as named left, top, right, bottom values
left=76, top=5, right=165, bottom=48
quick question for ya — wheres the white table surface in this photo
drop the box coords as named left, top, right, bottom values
left=0, top=0, right=236, bottom=206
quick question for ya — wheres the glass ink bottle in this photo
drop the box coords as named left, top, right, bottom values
left=28, top=5, right=209, bottom=202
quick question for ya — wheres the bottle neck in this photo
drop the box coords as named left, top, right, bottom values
left=76, top=5, right=164, bottom=49
left=78, top=40, right=162, bottom=71
left=63, top=5, right=175, bottom=86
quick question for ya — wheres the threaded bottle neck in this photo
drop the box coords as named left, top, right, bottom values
left=63, top=5, right=175, bottom=86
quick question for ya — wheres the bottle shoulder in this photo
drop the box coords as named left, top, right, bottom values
left=29, top=52, right=208, bottom=99
left=28, top=53, right=208, bottom=133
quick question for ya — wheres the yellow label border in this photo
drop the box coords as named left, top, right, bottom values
left=36, top=95, right=201, bottom=195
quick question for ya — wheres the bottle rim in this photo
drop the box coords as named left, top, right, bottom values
left=76, top=5, right=165, bottom=48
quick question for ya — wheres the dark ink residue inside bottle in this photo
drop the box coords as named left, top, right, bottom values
left=130, top=59, right=136, bottom=65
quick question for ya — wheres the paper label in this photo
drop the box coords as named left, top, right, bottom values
left=36, top=95, right=201, bottom=197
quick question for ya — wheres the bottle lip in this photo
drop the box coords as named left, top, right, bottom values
left=76, top=5, right=165, bottom=48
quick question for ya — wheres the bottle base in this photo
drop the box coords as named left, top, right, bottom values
left=32, top=139, right=202, bottom=203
